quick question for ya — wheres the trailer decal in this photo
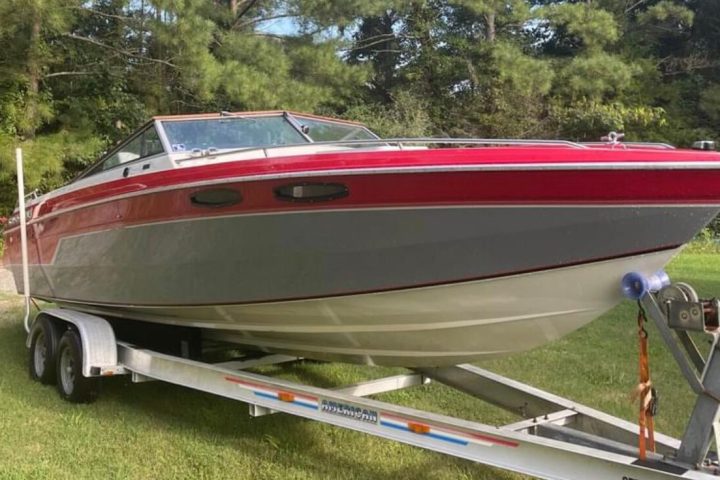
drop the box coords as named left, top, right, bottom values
left=381, top=414, right=519, bottom=448
left=252, top=391, right=318, bottom=409
left=320, top=400, right=378, bottom=423
left=380, top=419, right=470, bottom=446
left=225, top=376, right=319, bottom=409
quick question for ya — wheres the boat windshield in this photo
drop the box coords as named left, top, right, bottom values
left=162, top=116, right=308, bottom=152
left=161, top=113, right=377, bottom=152
left=293, top=115, right=377, bottom=142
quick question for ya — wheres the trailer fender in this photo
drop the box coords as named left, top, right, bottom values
left=27, top=308, right=122, bottom=377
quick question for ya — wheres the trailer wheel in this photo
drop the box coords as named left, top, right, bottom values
left=28, top=316, right=61, bottom=385
left=56, top=330, right=99, bottom=403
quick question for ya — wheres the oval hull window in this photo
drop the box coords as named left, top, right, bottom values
left=190, top=188, right=242, bottom=208
left=274, top=182, right=349, bottom=203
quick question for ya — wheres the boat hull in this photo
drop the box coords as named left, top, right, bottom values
left=6, top=203, right=717, bottom=366
left=5, top=145, right=720, bottom=366
left=52, top=248, right=679, bottom=366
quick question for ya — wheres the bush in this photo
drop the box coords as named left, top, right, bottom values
left=685, top=228, right=720, bottom=254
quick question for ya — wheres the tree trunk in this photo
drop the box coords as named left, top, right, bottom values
left=484, top=12, right=496, bottom=42
left=23, top=9, right=42, bottom=139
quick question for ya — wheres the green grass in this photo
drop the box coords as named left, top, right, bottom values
left=1, top=254, right=719, bottom=479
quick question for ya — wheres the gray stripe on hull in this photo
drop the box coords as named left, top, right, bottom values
left=12, top=205, right=718, bottom=305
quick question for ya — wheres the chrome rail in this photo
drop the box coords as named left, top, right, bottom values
left=582, top=141, right=676, bottom=150
left=175, top=137, right=590, bottom=162
left=324, top=137, right=589, bottom=149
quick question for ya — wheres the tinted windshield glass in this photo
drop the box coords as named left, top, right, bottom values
left=87, top=125, right=164, bottom=176
left=162, top=116, right=308, bottom=152
left=295, top=116, right=377, bottom=142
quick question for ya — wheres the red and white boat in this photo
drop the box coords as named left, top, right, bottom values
left=4, top=111, right=720, bottom=366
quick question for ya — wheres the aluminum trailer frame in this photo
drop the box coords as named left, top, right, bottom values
left=115, top=343, right=705, bottom=480
left=25, top=279, right=720, bottom=480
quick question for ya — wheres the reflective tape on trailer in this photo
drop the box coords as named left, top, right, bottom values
left=224, top=376, right=319, bottom=410
left=380, top=413, right=519, bottom=448
left=224, top=375, right=518, bottom=450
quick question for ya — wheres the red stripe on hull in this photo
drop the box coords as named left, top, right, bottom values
left=19, top=146, right=720, bottom=217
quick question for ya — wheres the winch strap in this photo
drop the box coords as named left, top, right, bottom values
left=636, top=308, right=656, bottom=460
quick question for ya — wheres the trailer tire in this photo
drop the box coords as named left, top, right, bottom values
left=56, top=329, right=99, bottom=403
left=28, top=316, right=61, bottom=385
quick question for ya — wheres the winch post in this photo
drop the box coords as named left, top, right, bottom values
left=675, top=332, right=720, bottom=466
left=675, top=329, right=706, bottom=373
left=639, top=294, right=703, bottom=394
left=638, top=290, right=720, bottom=466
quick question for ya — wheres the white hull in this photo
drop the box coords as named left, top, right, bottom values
left=57, top=248, right=680, bottom=366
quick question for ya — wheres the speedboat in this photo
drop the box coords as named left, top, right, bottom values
left=4, top=111, right=720, bottom=366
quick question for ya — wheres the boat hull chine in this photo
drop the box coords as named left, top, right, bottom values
left=50, top=248, right=678, bottom=366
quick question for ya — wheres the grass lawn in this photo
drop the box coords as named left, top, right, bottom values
left=1, top=253, right=719, bottom=479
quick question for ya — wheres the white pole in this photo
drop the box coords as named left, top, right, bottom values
left=16, top=148, right=31, bottom=333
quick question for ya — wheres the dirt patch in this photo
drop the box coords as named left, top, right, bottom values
left=0, top=268, right=16, bottom=293
left=0, top=298, right=21, bottom=310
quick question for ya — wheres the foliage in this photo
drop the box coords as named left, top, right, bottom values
left=344, top=91, right=433, bottom=138
left=0, top=132, right=104, bottom=215
left=540, top=2, right=619, bottom=52
left=685, top=229, right=720, bottom=254
left=548, top=100, right=667, bottom=140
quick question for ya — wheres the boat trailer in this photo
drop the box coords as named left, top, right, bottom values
left=21, top=272, right=720, bottom=480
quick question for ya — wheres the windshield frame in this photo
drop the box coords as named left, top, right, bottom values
left=73, top=119, right=169, bottom=182
left=71, top=111, right=378, bottom=184
left=290, top=113, right=379, bottom=142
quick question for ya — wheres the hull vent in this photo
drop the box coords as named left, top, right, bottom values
left=190, top=188, right=242, bottom=208
left=274, top=183, right=349, bottom=203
